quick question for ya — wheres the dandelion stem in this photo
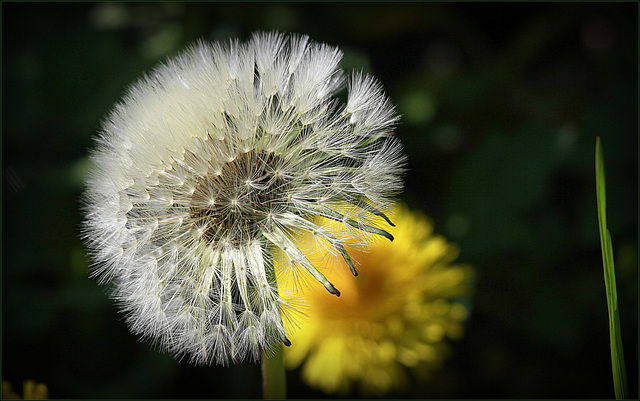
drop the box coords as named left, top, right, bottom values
left=261, top=250, right=287, bottom=399
left=261, top=341, right=287, bottom=399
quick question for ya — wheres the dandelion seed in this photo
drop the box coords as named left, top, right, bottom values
left=82, top=32, right=405, bottom=366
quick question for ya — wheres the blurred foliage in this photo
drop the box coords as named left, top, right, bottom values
left=2, top=2, right=637, bottom=398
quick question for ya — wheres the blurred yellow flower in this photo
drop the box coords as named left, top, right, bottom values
left=276, top=203, right=474, bottom=395
left=2, top=380, right=48, bottom=399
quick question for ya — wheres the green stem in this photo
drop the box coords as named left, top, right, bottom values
left=261, top=342, right=287, bottom=399
left=261, top=249, right=287, bottom=399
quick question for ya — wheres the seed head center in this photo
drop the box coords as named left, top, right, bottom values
left=189, top=150, right=288, bottom=245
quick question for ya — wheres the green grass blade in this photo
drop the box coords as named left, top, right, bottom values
left=595, top=137, right=629, bottom=399
left=595, top=138, right=607, bottom=250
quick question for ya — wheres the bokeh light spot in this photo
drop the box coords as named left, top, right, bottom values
left=401, top=90, right=437, bottom=125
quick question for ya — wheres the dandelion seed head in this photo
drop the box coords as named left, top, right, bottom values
left=82, top=32, right=405, bottom=365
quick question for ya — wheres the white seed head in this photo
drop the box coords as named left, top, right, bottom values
left=82, top=32, right=406, bottom=365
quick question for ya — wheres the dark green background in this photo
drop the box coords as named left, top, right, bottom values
left=3, top=2, right=637, bottom=398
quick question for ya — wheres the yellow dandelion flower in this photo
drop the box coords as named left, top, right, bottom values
left=276, top=203, right=474, bottom=395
